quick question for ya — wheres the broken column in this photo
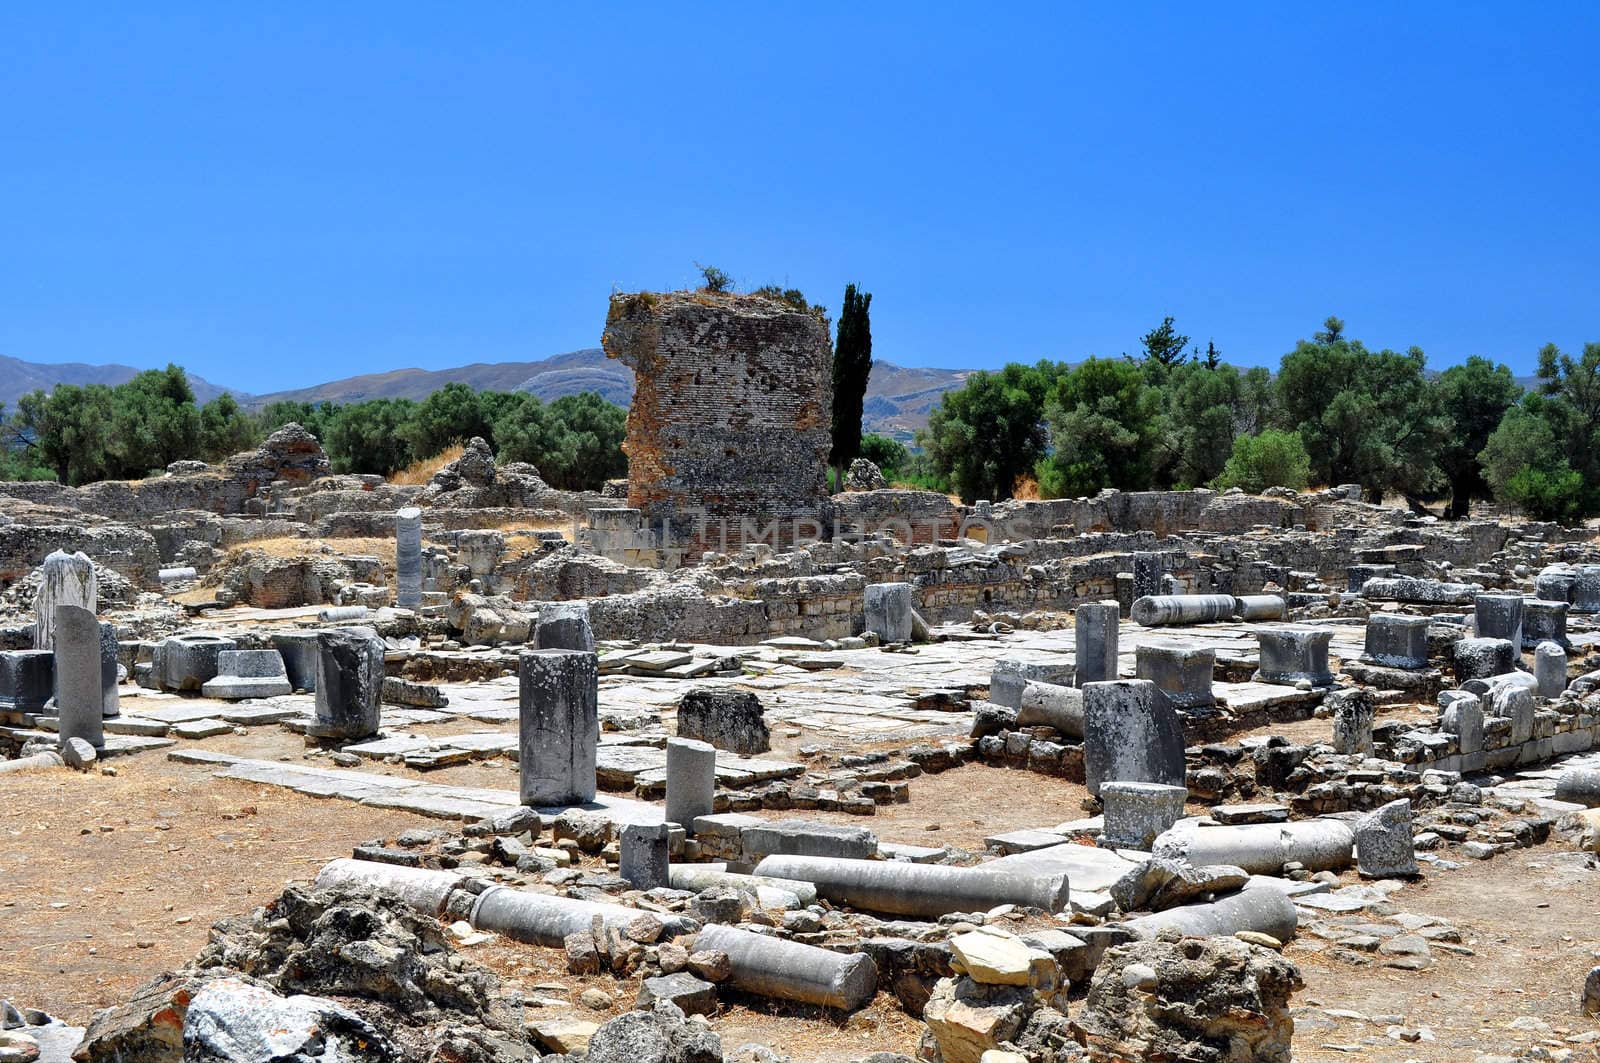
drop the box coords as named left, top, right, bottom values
left=666, top=737, right=716, bottom=832
left=1535, top=641, right=1567, bottom=698
left=535, top=601, right=595, bottom=652
left=1253, top=627, right=1334, bottom=686
left=1130, top=594, right=1237, bottom=627
left=618, top=823, right=671, bottom=890
left=1074, top=601, right=1119, bottom=685
left=1233, top=594, right=1286, bottom=621
left=518, top=649, right=598, bottom=806
left=1134, top=644, right=1215, bottom=709
left=1131, top=552, right=1163, bottom=600
left=1081, top=679, right=1185, bottom=797
left=1326, top=688, right=1376, bottom=756
left=395, top=506, right=423, bottom=610
left=98, top=622, right=119, bottom=718
left=677, top=688, right=769, bottom=754
left=1474, top=592, right=1524, bottom=648
left=1355, top=798, right=1419, bottom=878
left=308, top=628, right=384, bottom=740
left=53, top=604, right=104, bottom=751
left=1016, top=680, right=1084, bottom=736
left=989, top=658, right=1076, bottom=709
left=32, top=549, right=96, bottom=652
left=1361, top=614, right=1430, bottom=669
left=1099, top=781, right=1188, bottom=850
left=864, top=582, right=914, bottom=643
left=751, top=855, right=1071, bottom=917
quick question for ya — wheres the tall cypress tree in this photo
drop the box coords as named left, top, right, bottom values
left=830, top=283, right=873, bottom=490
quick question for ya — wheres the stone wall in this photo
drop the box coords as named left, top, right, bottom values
left=602, top=290, right=834, bottom=551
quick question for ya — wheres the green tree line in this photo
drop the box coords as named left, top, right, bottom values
left=0, top=369, right=627, bottom=491
left=908, top=315, right=1599, bottom=524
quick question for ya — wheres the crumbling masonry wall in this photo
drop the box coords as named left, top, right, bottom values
left=602, top=291, right=833, bottom=550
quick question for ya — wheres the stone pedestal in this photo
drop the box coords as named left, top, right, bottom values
left=1135, top=644, right=1215, bottom=709
left=1326, top=688, right=1376, bottom=756
left=1573, top=566, right=1600, bottom=613
left=864, top=583, right=914, bottom=643
left=270, top=630, right=325, bottom=692
left=666, top=737, right=716, bottom=832
left=677, top=688, right=769, bottom=755
left=1474, top=593, right=1524, bottom=649
left=395, top=506, right=423, bottom=610
left=619, top=823, right=671, bottom=890
left=518, top=649, right=599, bottom=806
left=1099, top=781, right=1187, bottom=850
left=53, top=605, right=104, bottom=750
left=202, top=649, right=294, bottom=699
left=1452, top=637, right=1516, bottom=683
left=535, top=601, right=595, bottom=652
left=33, top=550, right=96, bottom=652
left=309, top=628, right=384, bottom=740
left=1254, top=627, right=1334, bottom=686
left=1361, top=614, right=1429, bottom=669
left=99, top=622, right=120, bottom=719
left=0, top=650, right=54, bottom=713
left=1074, top=601, right=1120, bottom=686
left=1523, top=599, right=1569, bottom=650
left=1347, top=564, right=1396, bottom=593
left=152, top=633, right=238, bottom=692
left=1534, top=641, right=1567, bottom=698
left=990, top=658, right=1077, bottom=709
left=1082, top=679, right=1185, bottom=797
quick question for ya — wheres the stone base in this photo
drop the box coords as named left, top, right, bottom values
left=201, top=676, right=294, bottom=700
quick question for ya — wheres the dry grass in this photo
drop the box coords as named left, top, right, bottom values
left=388, top=444, right=465, bottom=486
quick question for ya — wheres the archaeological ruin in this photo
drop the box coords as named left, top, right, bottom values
left=3, top=289, right=1600, bottom=1063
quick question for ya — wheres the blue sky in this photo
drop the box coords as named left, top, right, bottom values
left=2, top=4, right=1596, bottom=393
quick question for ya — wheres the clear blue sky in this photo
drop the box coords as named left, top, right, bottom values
left=3, top=4, right=1596, bottom=394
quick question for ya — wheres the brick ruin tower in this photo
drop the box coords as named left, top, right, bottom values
left=601, top=290, right=834, bottom=552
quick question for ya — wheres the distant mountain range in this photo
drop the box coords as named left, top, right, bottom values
left=1, top=349, right=971, bottom=437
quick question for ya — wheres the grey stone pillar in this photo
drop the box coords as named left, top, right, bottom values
left=1254, top=627, right=1334, bottom=685
left=1473, top=593, right=1524, bottom=649
left=395, top=506, right=423, bottom=610
left=33, top=550, right=96, bottom=652
left=1233, top=595, right=1285, bottom=621
left=666, top=737, right=716, bottom=832
left=518, top=649, right=599, bottom=806
left=1081, top=679, right=1185, bottom=797
left=1572, top=566, right=1600, bottom=613
left=1074, top=601, right=1119, bottom=686
left=863, top=582, right=914, bottom=643
left=619, top=822, right=671, bottom=890
left=53, top=605, right=104, bottom=750
left=1534, top=641, right=1567, bottom=698
left=535, top=601, right=595, bottom=652
left=99, top=621, right=120, bottom=719
left=309, top=628, right=384, bottom=740
left=1134, top=644, right=1215, bottom=709
left=1131, top=552, right=1162, bottom=601
left=1361, top=614, right=1429, bottom=669
left=1326, top=688, right=1375, bottom=756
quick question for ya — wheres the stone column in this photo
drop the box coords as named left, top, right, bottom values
left=53, top=605, right=104, bottom=750
left=34, top=550, right=97, bottom=652
left=309, top=628, right=384, bottom=740
left=1081, top=679, right=1185, bottom=797
left=990, top=658, right=1076, bottom=710
left=1473, top=592, right=1524, bottom=649
left=618, top=822, right=671, bottom=890
left=536, top=601, right=595, bottom=652
left=100, top=621, right=120, bottom=719
left=1131, top=552, right=1162, bottom=601
left=1074, top=601, right=1119, bottom=686
left=395, top=506, right=423, bottom=610
left=666, top=737, right=716, bottom=832
left=1534, top=641, right=1567, bottom=699
left=863, top=583, right=914, bottom=643
left=1130, top=594, right=1237, bottom=627
left=1134, top=644, right=1215, bottom=709
left=1253, top=627, right=1334, bottom=685
left=518, top=649, right=599, bottom=806
left=1326, top=688, right=1375, bottom=756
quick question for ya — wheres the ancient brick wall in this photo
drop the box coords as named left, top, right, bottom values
left=602, top=291, right=833, bottom=550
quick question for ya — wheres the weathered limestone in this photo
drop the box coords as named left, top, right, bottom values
left=0, top=649, right=53, bottom=712
left=53, top=604, right=104, bottom=750
left=1326, top=688, right=1376, bottom=756
left=1573, top=566, right=1600, bottom=613
left=619, top=823, right=671, bottom=891
left=1361, top=576, right=1482, bottom=605
left=1233, top=594, right=1286, bottom=621
left=98, top=621, right=119, bottom=718
left=1474, top=592, right=1525, bottom=649
left=1253, top=627, right=1333, bottom=686
left=1523, top=598, right=1569, bottom=649
left=1134, top=644, right=1215, bottom=710
left=676, top=688, right=769, bottom=755
left=665, top=737, right=716, bottom=833
left=534, top=601, right=595, bottom=652
left=752, top=855, right=1071, bottom=917
left=989, top=658, right=1076, bottom=709
left=1073, top=601, right=1119, bottom=686
left=1440, top=690, right=1485, bottom=760
left=518, top=649, right=599, bottom=806
left=1099, top=782, right=1188, bottom=850
left=1131, top=594, right=1236, bottom=628
left=864, top=582, right=915, bottom=643
left=308, top=628, right=384, bottom=740
left=1131, top=552, right=1163, bottom=600
left=1153, top=819, right=1354, bottom=875
left=1355, top=798, right=1419, bottom=878
left=32, top=549, right=96, bottom=652
left=1015, top=680, right=1083, bottom=736
left=152, top=633, right=238, bottom=692
left=270, top=630, right=324, bottom=692
left=1082, top=679, right=1185, bottom=797
left=1122, top=884, right=1300, bottom=944
left=1347, top=564, right=1396, bottom=593
left=394, top=506, right=423, bottom=610
left=1555, top=768, right=1600, bottom=807
left=1361, top=614, right=1430, bottom=669
left=1453, top=637, right=1516, bottom=682
left=1535, top=641, right=1568, bottom=698
left=201, top=649, right=294, bottom=699
left=693, top=923, right=877, bottom=1011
